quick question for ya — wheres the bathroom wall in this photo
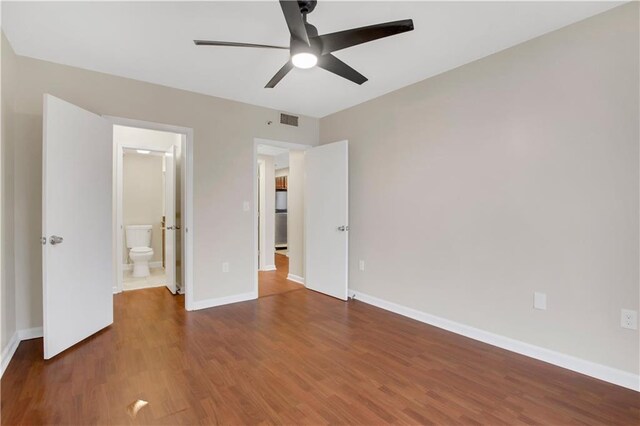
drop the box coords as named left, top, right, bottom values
left=123, top=152, right=164, bottom=264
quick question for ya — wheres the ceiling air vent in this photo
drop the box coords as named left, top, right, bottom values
left=280, top=113, right=299, bottom=127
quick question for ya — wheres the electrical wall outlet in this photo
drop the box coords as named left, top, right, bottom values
left=359, top=260, right=365, bottom=271
left=534, top=292, right=547, bottom=310
left=222, top=262, right=229, bottom=273
left=621, top=309, right=638, bottom=330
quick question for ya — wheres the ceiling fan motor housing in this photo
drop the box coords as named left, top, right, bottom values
left=297, top=0, right=317, bottom=15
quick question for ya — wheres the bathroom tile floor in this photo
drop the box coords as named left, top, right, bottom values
left=123, top=267, right=166, bottom=291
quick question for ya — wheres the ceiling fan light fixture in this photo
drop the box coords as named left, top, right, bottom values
left=291, top=52, right=318, bottom=69
left=195, top=0, right=415, bottom=88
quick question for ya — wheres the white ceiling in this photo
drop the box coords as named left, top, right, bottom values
left=258, top=144, right=290, bottom=169
left=257, top=144, right=289, bottom=157
left=2, top=1, right=622, bottom=118
left=115, top=125, right=180, bottom=151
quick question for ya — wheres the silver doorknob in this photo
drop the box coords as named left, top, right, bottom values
left=50, top=235, right=64, bottom=245
left=167, top=226, right=174, bottom=230
left=337, top=226, right=350, bottom=232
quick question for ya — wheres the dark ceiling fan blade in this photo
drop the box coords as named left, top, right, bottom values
left=318, top=19, right=414, bottom=55
left=194, top=40, right=288, bottom=49
left=265, top=61, right=294, bottom=88
left=279, top=0, right=310, bottom=45
left=318, top=54, right=368, bottom=85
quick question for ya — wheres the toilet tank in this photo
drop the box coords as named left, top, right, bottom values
left=125, top=225, right=152, bottom=248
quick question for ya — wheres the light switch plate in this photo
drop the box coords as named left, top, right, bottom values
left=243, top=201, right=250, bottom=212
left=222, top=262, right=229, bottom=273
left=359, top=260, right=365, bottom=271
left=534, top=292, right=547, bottom=310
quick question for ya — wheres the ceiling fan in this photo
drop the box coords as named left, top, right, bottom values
left=194, top=0, right=414, bottom=88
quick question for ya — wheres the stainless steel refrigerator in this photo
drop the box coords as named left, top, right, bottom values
left=275, top=190, right=287, bottom=247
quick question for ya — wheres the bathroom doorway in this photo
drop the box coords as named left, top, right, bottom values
left=111, top=117, right=194, bottom=309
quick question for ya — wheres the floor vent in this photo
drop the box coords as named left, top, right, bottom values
left=280, top=113, right=299, bottom=127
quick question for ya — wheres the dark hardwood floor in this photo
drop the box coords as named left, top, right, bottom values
left=259, top=253, right=303, bottom=298
left=2, top=285, right=639, bottom=425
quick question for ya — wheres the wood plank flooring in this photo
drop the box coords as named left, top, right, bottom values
left=258, top=254, right=303, bottom=298
left=2, top=286, right=639, bottom=425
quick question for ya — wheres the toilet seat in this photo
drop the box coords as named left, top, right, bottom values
left=130, top=247, right=153, bottom=254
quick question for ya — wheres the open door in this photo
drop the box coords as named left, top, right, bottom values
left=42, top=95, right=113, bottom=359
left=164, top=146, right=177, bottom=294
left=304, top=140, right=349, bottom=300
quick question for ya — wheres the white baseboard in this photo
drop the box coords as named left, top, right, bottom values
left=260, top=265, right=277, bottom=272
left=122, top=261, right=163, bottom=271
left=19, top=327, right=43, bottom=340
left=0, top=326, right=45, bottom=378
left=287, top=274, right=305, bottom=284
left=190, top=290, right=257, bottom=311
left=0, top=332, right=20, bottom=378
left=350, top=289, right=640, bottom=392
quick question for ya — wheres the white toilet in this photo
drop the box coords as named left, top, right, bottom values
left=125, top=225, right=154, bottom=278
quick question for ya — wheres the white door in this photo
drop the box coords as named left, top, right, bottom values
left=304, top=140, right=349, bottom=300
left=42, top=94, right=113, bottom=359
left=164, top=146, right=177, bottom=294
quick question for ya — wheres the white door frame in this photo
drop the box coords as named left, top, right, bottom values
left=253, top=138, right=311, bottom=296
left=257, top=158, right=267, bottom=271
left=107, top=116, right=195, bottom=311
left=163, top=144, right=177, bottom=295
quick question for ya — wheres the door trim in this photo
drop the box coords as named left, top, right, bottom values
left=106, top=116, right=195, bottom=311
left=257, top=158, right=267, bottom=271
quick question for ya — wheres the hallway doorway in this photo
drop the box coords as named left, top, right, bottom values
left=258, top=254, right=303, bottom=297
left=254, top=138, right=310, bottom=298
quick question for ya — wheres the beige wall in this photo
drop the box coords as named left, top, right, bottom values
left=321, top=3, right=639, bottom=375
left=1, top=32, right=17, bottom=354
left=3, top=35, right=319, bottom=329
left=287, top=151, right=305, bottom=279
left=123, top=152, right=163, bottom=263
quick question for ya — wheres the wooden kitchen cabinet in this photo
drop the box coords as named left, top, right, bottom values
left=275, top=176, right=288, bottom=190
